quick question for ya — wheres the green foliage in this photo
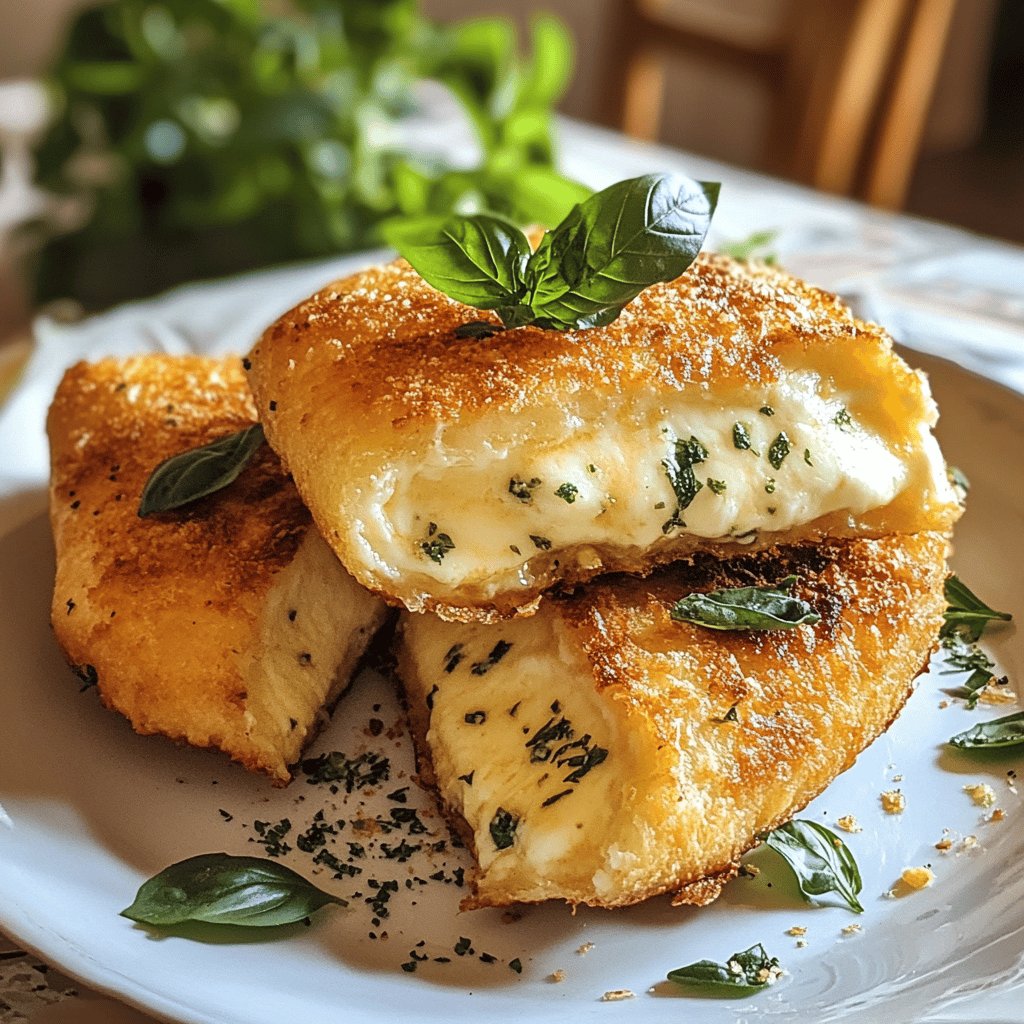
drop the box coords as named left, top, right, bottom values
left=31, top=1, right=582, bottom=307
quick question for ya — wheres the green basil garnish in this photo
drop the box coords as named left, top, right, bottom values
left=719, top=229, right=778, bottom=264
left=670, top=575, right=820, bottom=631
left=942, top=575, right=1012, bottom=643
left=120, top=853, right=344, bottom=927
left=138, top=424, right=265, bottom=517
left=762, top=819, right=864, bottom=913
left=384, top=172, right=719, bottom=331
left=667, top=943, right=782, bottom=995
left=489, top=807, right=518, bottom=850
left=949, top=712, right=1024, bottom=750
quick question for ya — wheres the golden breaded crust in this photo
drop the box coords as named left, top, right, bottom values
left=397, top=533, right=948, bottom=909
left=247, top=253, right=960, bottom=621
left=47, top=355, right=386, bottom=783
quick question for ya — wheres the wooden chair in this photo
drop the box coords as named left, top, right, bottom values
left=602, top=0, right=958, bottom=209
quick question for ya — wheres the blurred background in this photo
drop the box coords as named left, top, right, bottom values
left=0, top=0, right=1021, bottom=357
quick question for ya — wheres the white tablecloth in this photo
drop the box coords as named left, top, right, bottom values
left=2, top=118, right=1023, bottom=1024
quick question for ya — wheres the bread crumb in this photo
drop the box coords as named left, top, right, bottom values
left=880, top=789, right=905, bottom=814
left=600, top=990, right=635, bottom=1002
left=979, top=684, right=1016, bottom=705
left=987, top=808, right=1006, bottom=823
left=892, top=774, right=904, bottom=782
left=938, top=699, right=951, bottom=709
left=961, top=834, right=979, bottom=851
left=963, top=782, right=996, bottom=808
left=901, top=866, right=935, bottom=889
left=935, top=837, right=953, bottom=851
left=835, top=814, right=862, bottom=833
left=548, top=970, right=566, bottom=983
left=841, top=923, right=863, bottom=936
left=786, top=926, right=807, bottom=936
left=576, top=942, right=594, bottom=955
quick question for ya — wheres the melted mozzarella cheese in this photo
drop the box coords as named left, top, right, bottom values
left=400, top=613, right=660, bottom=904
left=240, top=530, right=389, bottom=768
left=359, top=368, right=949, bottom=593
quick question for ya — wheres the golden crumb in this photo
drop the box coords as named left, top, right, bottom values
left=987, top=808, right=1006, bottom=823
left=961, top=834, right=979, bottom=851
left=742, top=864, right=761, bottom=878
left=901, top=866, right=935, bottom=890
left=938, top=699, right=951, bottom=709
left=835, top=815, right=862, bottom=833
left=880, top=789, right=906, bottom=814
left=892, top=773, right=904, bottom=782
left=841, top=923, right=863, bottom=936
left=577, top=942, right=595, bottom=956
left=600, top=990, right=635, bottom=1002
left=548, top=970, right=566, bottom=983
left=935, top=837, right=953, bottom=851
left=979, top=684, right=1016, bottom=705
left=786, top=926, right=807, bottom=936
left=964, top=782, right=997, bottom=808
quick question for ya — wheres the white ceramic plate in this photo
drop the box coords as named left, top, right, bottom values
left=1, top=351, right=1022, bottom=1024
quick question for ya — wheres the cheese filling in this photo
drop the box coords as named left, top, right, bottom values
left=359, top=368, right=948, bottom=591
left=402, top=613, right=649, bottom=900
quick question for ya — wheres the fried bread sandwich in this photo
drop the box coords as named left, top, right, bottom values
left=396, top=532, right=948, bottom=908
left=48, top=355, right=389, bottom=783
left=247, top=252, right=959, bottom=623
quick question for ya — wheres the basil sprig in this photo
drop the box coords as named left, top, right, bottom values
left=121, top=853, right=345, bottom=928
left=667, top=943, right=782, bottom=995
left=138, top=424, right=265, bottom=517
left=941, top=575, right=1012, bottom=643
left=949, top=711, right=1024, bottom=751
left=670, top=575, right=820, bottom=632
left=763, top=820, right=864, bottom=913
left=384, top=172, right=719, bottom=331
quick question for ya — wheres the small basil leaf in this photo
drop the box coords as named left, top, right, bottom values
left=941, top=575, right=1012, bottom=643
left=138, top=424, right=265, bottom=517
left=383, top=213, right=531, bottom=310
left=667, top=943, right=782, bottom=995
left=670, top=575, right=820, bottom=631
left=719, top=228, right=778, bottom=263
left=763, top=819, right=863, bottom=913
left=120, top=853, right=345, bottom=927
left=949, top=711, right=1024, bottom=750
left=525, top=173, right=719, bottom=330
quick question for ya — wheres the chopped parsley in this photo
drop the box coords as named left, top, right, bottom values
left=442, top=644, right=464, bottom=673
left=300, top=751, right=391, bottom=792
left=529, top=534, right=552, bottom=551
left=765, top=478, right=776, bottom=494
left=767, top=432, right=791, bottom=470
left=554, top=482, right=579, bottom=503
left=470, top=640, right=513, bottom=675
left=464, top=710, right=487, bottom=725
left=759, top=405, right=775, bottom=416
left=421, top=522, right=455, bottom=564
left=489, top=808, right=518, bottom=851
left=508, top=476, right=542, bottom=502
left=662, top=435, right=707, bottom=531
left=732, top=422, right=752, bottom=451
left=804, top=448, right=813, bottom=466
left=833, top=407, right=853, bottom=429
left=707, top=478, right=727, bottom=494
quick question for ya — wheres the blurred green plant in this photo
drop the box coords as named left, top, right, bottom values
left=30, top=0, right=588, bottom=309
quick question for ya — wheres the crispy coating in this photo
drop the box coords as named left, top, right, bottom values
left=396, top=533, right=949, bottom=909
left=248, top=253, right=960, bottom=621
left=47, top=355, right=387, bottom=783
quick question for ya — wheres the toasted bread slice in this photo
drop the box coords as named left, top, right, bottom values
left=247, top=252, right=960, bottom=623
left=47, top=355, right=389, bottom=784
left=395, top=533, right=948, bottom=908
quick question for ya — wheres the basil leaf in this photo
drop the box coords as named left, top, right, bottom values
left=526, top=173, right=720, bottom=329
left=670, top=575, right=820, bottom=631
left=121, top=853, right=345, bottom=927
left=719, top=229, right=778, bottom=264
left=940, top=632, right=998, bottom=709
left=949, top=712, right=1024, bottom=750
left=138, top=424, right=265, bottom=517
left=941, top=575, right=1012, bottom=643
left=667, top=943, right=782, bottom=995
left=763, top=820, right=864, bottom=913
left=383, top=213, right=531, bottom=312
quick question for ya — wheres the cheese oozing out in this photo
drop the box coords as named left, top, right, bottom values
left=355, top=364, right=951, bottom=599
left=399, top=612, right=647, bottom=906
